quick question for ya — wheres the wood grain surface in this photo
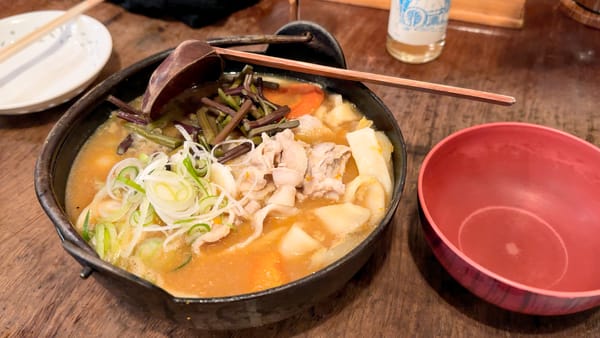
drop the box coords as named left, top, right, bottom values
left=1, top=0, right=600, bottom=336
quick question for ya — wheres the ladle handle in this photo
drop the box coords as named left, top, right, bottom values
left=213, top=47, right=515, bottom=106
left=206, top=34, right=312, bottom=47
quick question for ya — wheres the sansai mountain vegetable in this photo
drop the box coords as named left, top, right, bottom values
left=106, top=65, right=315, bottom=163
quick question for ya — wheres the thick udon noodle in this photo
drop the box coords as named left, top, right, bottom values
left=66, top=75, right=393, bottom=297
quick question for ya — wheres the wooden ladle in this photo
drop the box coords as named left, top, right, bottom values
left=141, top=40, right=515, bottom=119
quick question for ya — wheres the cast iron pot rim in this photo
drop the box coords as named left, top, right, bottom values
left=417, top=121, right=600, bottom=299
left=35, top=47, right=407, bottom=305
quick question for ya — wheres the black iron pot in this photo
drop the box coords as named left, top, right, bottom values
left=34, top=21, right=407, bottom=330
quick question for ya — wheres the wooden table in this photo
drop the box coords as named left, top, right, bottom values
left=1, top=0, right=599, bottom=336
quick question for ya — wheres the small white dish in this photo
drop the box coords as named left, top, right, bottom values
left=0, top=10, right=112, bottom=115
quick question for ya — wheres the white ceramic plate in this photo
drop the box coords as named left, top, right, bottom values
left=0, top=11, right=112, bottom=115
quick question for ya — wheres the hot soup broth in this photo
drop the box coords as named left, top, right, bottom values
left=66, top=73, right=394, bottom=297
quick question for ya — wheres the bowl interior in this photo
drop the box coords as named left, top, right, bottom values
left=419, top=123, right=600, bottom=292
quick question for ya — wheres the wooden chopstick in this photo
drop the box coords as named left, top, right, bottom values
left=213, top=47, right=516, bottom=106
left=0, top=0, right=105, bottom=64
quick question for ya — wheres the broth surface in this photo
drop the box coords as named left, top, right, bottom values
left=66, top=75, right=391, bottom=297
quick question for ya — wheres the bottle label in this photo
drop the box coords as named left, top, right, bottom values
left=388, top=0, right=450, bottom=46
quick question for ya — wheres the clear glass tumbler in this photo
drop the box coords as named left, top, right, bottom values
left=386, top=0, right=451, bottom=64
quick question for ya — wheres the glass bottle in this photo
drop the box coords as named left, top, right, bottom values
left=386, top=0, right=451, bottom=64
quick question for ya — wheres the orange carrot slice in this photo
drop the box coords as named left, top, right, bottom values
left=249, top=251, right=287, bottom=292
left=263, top=83, right=325, bottom=119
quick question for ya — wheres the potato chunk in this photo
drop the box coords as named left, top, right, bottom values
left=324, top=102, right=361, bottom=128
left=279, top=224, right=323, bottom=259
left=313, top=203, right=371, bottom=236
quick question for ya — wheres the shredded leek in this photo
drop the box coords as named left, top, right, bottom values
left=82, top=210, right=91, bottom=241
left=172, top=255, right=192, bottom=271
left=81, top=124, right=247, bottom=262
left=94, top=223, right=105, bottom=258
left=93, top=223, right=117, bottom=261
left=130, top=207, right=154, bottom=226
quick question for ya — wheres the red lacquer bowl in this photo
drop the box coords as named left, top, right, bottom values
left=418, top=122, right=600, bottom=315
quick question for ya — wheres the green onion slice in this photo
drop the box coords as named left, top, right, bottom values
left=82, top=210, right=91, bottom=241
left=116, top=166, right=145, bottom=193
left=172, top=255, right=192, bottom=271
left=188, top=223, right=211, bottom=236
left=94, top=223, right=118, bottom=261
left=182, top=156, right=209, bottom=195
left=130, top=207, right=154, bottom=226
left=95, top=223, right=106, bottom=259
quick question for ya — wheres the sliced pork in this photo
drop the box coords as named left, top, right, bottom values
left=302, top=142, right=351, bottom=200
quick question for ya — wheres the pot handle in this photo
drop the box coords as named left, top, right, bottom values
left=266, top=21, right=347, bottom=69
left=62, top=240, right=98, bottom=279
left=61, top=239, right=168, bottom=292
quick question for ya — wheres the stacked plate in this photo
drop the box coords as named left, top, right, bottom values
left=0, top=10, right=112, bottom=115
